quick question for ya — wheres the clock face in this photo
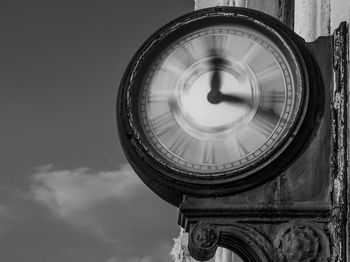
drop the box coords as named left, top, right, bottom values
left=137, top=24, right=302, bottom=175
left=118, top=7, right=319, bottom=199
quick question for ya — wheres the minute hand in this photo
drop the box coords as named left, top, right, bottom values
left=219, top=93, right=280, bottom=120
left=218, top=93, right=252, bottom=106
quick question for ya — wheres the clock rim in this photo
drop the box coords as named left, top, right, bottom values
left=138, top=22, right=301, bottom=175
left=117, top=7, right=322, bottom=202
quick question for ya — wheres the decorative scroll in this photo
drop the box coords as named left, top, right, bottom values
left=188, top=222, right=273, bottom=262
left=188, top=223, right=219, bottom=261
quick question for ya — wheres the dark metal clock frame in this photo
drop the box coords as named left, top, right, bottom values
left=117, top=7, right=323, bottom=205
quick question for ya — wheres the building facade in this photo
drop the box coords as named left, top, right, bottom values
left=171, top=229, right=243, bottom=262
left=170, top=0, right=350, bottom=261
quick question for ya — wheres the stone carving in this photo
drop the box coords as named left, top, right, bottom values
left=188, top=223, right=219, bottom=261
left=190, top=224, right=218, bottom=250
left=275, top=224, right=320, bottom=262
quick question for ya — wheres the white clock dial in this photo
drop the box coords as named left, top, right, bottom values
left=139, top=24, right=300, bottom=174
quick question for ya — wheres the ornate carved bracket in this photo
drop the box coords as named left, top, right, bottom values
left=187, top=221, right=329, bottom=262
left=188, top=222, right=273, bottom=261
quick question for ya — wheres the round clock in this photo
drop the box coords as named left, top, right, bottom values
left=117, top=7, right=321, bottom=204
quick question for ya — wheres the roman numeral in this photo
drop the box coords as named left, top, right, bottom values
left=148, top=91, right=169, bottom=104
left=256, top=64, right=281, bottom=84
left=182, top=42, right=202, bottom=63
left=235, top=138, right=249, bottom=158
left=169, top=132, right=192, bottom=157
left=211, top=34, right=230, bottom=51
left=225, top=136, right=249, bottom=160
left=241, top=43, right=261, bottom=64
left=250, top=113, right=276, bottom=137
left=262, top=90, right=285, bottom=104
left=161, top=59, right=186, bottom=75
left=201, top=141, right=216, bottom=164
left=150, top=112, right=176, bottom=137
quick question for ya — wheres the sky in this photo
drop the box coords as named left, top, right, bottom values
left=0, top=0, right=193, bottom=261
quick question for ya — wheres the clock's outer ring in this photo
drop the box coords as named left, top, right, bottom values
left=117, top=7, right=323, bottom=206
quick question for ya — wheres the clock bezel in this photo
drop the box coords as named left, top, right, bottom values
left=117, top=7, right=322, bottom=204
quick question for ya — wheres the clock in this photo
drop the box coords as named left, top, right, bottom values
left=117, top=7, right=321, bottom=204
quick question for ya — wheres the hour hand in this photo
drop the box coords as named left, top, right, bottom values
left=209, top=56, right=226, bottom=91
left=210, top=69, right=221, bottom=91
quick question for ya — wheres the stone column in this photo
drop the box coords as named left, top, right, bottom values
left=194, top=0, right=235, bottom=10
left=294, top=0, right=330, bottom=41
left=294, top=0, right=350, bottom=39
left=232, top=253, right=241, bottom=261
left=194, top=0, right=293, bottom=25
left=214, top=247, right=223, bottom=261
left=295, top=0, right=350, bottom=260
left=221, top=248, right=232, bottom=262
left=329, top=0, right=350, bottom=32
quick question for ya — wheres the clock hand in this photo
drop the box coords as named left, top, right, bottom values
left=210, top=69, right=221, bottom=91
left=207, top=90, right=253, bottom=106
left=223, top=93, right=280, bottom=120
left=207, top=55, right=229, bottom=104
left=209, top=54, right=226, bottom=91
left=208, top=91, right=281, bottom=120
left=218, top=93, right=252, bottom=106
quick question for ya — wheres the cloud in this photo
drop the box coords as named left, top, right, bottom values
left=106, top=242, right=172, bottom=262
left=106, top=256, right=152, bottom=262
left=31, top=164, right=141, bottom=217
left=30, top=164, right=178, bottom=262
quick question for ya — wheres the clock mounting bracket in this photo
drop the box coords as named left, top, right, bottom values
left=178, top=21, right=348, bottom=262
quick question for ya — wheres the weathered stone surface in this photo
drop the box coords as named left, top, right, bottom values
left=191, top=224, right=218, bottom=250
left=181, top=1, right=348, bottom=261
left=275, top=224, right=320, bottom=262
left=194, top=0, right=294, bottom=26
left=194, top=0, right=234, bottom=10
